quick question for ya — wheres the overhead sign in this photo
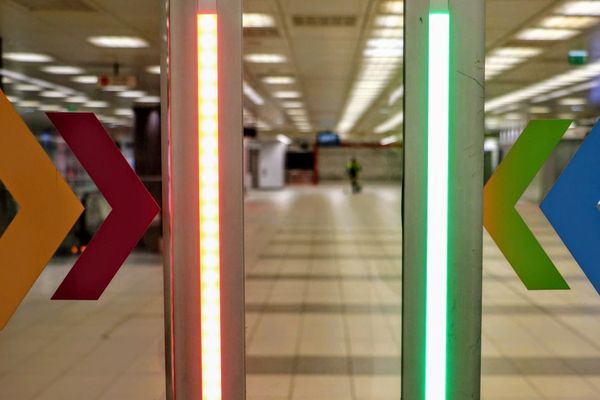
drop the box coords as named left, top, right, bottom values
left=541, top=121, right=600, bottom=294
left=484, top=120, right=571, bottom=290
left=48, top=113, right=160, bottom=300
left=0, top=91, right=83, bottom=329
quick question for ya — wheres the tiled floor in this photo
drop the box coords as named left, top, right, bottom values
left=1, top=183, right=600, bottom=399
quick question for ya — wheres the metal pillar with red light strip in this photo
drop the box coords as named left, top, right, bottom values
left=162, top=0, right=245, bottom=399
left=402, top=0, right=484, bottom=399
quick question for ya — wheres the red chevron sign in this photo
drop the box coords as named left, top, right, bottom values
left=48, top=112, right=160, bottom=300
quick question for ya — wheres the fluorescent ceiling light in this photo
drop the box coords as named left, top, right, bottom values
left=486, top=61, right=600, bottom=111
left=40, top=90, right=68, bottom=98
left=0, top=68, right=79, bottom=96
left=103, top=85, right=128, bottom=92
left=376, top=15, right=403, bottom=28
left=276, top=134, right=292, bottom=145
left=388, top=84, right=403, bottom=105
left=529, top=106, right=551, bottom=113
left=559, top=1, right=600, bottom=16
left=14, top=84, right=41, bottom=92
left=558, top=112, right=576, bottom=119
left=516, top=28, right=579, bottom=40
left=42, top=65, right=84, bottom=75
left=263, top=76, right=295, bottom=84
left=273, top=91, right=301, bottom=98
left=72, top=75, right=98, bottom=84
left=559, top=97, right=587, bottom=105
left=287, top=109, right=306, bottom=116
left=6, top=95, right=19, bottom=102
left=146, top=65, right=160, bottom=75
left=17, top=100, right=40, bottom=108
left=243, top=13, right=275, bottom=28
left=380, top=135, right=400, bottom=145
left=375, top=111, right=403, bottom=133
left=243, top=82, right=264, bottom=105
left=88, top=36, right=149, bottom=48
left=540, top=15, right=599, bottom=29
left=84, top=101, right=109, bottom=108
left=492, top=47, right=542, bottom=58
left=372, top=28, right=403, bottom=38
left=4, top=52, right=53, bottom=63
left=364, top=48, right=403, bottom=58
left=115, top=108, right=134, bottom=117
left=244, top=54, right=287, bottom=63
left=39, top=104, right=65, bottom=112
left=135, top=96, right=160, bottom=103
left=65, top=96, right=88, bottom=103
left=282, top=101, right=303, bottom=108
left=118, top=90, right=146, bottom=98
left=380, top=1, right=403, bottom=14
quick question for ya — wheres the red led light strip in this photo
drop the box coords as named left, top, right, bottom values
left=197, top=13, right=222, bottom=400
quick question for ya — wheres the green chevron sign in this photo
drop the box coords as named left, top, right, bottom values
left=483, top=120, right=571, bottom=290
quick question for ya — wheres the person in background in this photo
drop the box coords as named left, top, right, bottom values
left=346, top=157, right=362, bottom=193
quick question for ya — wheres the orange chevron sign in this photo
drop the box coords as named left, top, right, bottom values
left=0, top=90, right=83, bottom=329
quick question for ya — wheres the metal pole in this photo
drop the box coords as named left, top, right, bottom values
left=163, top=0, right=245, bottom=398
left=402, top=0, right=484, bottom=398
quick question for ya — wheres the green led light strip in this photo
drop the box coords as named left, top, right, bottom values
left=425, top=10, right=450, bottom=400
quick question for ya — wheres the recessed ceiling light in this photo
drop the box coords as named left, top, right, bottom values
left=6, top=95, right=19, bottom=103
left=118, top=90, right=146, bottom=98
left=375, top=15, right=404, bottom=28
left=40, top=90, right=68, bottom=98
left=540, top=15, right=599, bottom=29
left=146, top=65, right=160, bottom=75
left=14, top=84, right=41, bottom=92
left=287, top=109, right=306, bottom=116
left=84, top=101, right=109, bottom=108
left=3, top=52, right=54, bottom=63
left=274, top=91, right=301, bottom=98
left=244, top=53, right=287, bottom=63
left=516, top=28, right=579, bottom=40
left=72, top=75, right=98, bottom=84
left=42, top=65, right=84, bottom=75
left=135, top=96, right=160, bottom=103
left=559, top=1, right=600, bottom=16
left=364, top=48, right=403, bottom=58
left=243, top=13, right=275, bottom=28
left=88, top=36, right=149, bottom=48
left=263, top=76, right=296, bottom=85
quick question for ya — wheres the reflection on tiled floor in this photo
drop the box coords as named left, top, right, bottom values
left=2, top=184, right=600, bottom=399
left=0, top=253, right=166, bottom=399
left=481, top=202, right=600, bottom=400
left=244, top=184, right=402, bottom=400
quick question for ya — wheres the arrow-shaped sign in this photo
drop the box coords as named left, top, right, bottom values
left=0, top=92, right=83, bottom=328
left=48, top=113, right=160, bottom=300
left=541, top=121, right=600, bottom=294
left=484, top=120, right=571, bottom=290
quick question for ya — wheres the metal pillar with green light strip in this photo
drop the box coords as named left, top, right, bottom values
left=402, top=0, right=484, bottom=399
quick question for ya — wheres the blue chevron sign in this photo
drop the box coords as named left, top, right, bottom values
left=541, top=121, right=600, bottom=294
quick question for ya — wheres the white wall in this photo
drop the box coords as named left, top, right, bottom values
left=258, top=142, right=286, bottom=189
left=318, top=147, right=403, bottom=181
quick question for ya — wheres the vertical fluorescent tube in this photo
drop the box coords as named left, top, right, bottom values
left=197, top=13, right=222, bottom=400
left=425, top=11, right=449, bottom=400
